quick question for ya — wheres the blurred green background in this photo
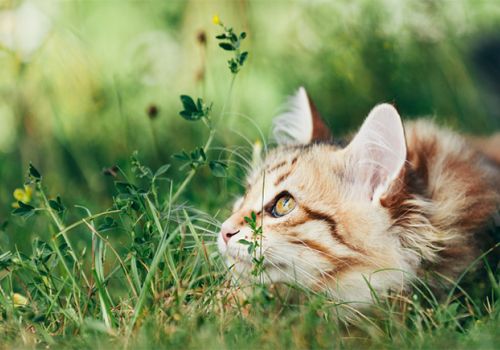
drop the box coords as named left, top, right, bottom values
left=1, top=0, right=500, bottom=249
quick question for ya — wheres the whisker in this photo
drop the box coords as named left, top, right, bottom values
left=265, top=251, right=329, bottom=291
left=224, top=112, right=269, bottom=155
left=211, top=146, right=253, bottom=170
left=175, top=243, right=218, bottom=251
left=269, top=238, right=385, bottom=271
left=269, top=239, right=348, bottom=264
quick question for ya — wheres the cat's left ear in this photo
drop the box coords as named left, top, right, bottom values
left=272, top=87, right=332, bottom=145
left=346, top=103, right=407, bottom=202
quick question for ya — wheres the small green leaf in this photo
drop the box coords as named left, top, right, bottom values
left=12, top=202, right=35, bottom=218
left=115, top=182, right=138, bottom=195
left=248, top=245, right=256, bottom=255
left=228, top=59, right=239, bottom=73
left=199, top=148, right=207, bottom=161
left=196, top=98, right=204, bottom=112
left=218, top=42, right=235, bottom=51
left=29, top=163, right=41, bottom=180
left=238, top=51, right=248, bottom=65
left=179, top=95, right=205, bottom=121
left=238, top=239, right=251, bottom=245
left=252, top=256, right=264, bottom=265
left=209, top=161, right=227, bottom=178
left=191, top=148, right=201, bottom=161
left=58, top=242, right=69, bottom=255
left=240, top=32, right=247, bottom=39
left=97, top=217, right=117, bottom=232
left=32, top=239, right=54, bottom=263
left=180, top=95, right=198, bottom=113
left=172, top=151, right=190, bottom=161
left=154, top=164, right=170, bottom=177
left=49, top=198, right=64, bottom=213
left=179, top=110, right=203, bottom=121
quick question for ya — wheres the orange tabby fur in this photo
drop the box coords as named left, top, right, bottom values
left=218, top=88, right=500, bottom=307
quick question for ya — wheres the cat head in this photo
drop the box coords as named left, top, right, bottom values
left=218, top=87, right=415, bottom=302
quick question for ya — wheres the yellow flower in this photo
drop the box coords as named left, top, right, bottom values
left=12, top=293, right=28, bottom=307
left=252, top=139, right=263, bottom=168
left=12, top=185, right=33, bottom=208
left=212, top=15, right=221, bottom=25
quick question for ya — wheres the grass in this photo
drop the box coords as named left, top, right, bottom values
left=1, top=159, right=498, bottom=349
left=1, top=107, right=499, bottom=349
left=1, top=1, right=500, bottom=349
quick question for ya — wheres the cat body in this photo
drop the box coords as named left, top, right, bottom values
left=218, top=87, right=500, bottom=306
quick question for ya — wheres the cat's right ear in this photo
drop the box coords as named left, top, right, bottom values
left=345, top=103, right=407, bottom=202
left=272, top=87, right=332, bottom=145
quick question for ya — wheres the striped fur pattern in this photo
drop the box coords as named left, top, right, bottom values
left=218, top=88, right=500, bottom=307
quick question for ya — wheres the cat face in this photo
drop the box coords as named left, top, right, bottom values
left=218, top=88, right=413, bottom=302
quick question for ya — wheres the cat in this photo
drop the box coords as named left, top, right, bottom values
left=217, top=87, right=500, bottom=307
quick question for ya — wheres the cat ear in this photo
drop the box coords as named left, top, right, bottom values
left=346, top=103, right=407, bottom=202
left=272, top=87, right=332, bottom=145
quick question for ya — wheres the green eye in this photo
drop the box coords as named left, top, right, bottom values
left=272, top=194, right=296, bottom=217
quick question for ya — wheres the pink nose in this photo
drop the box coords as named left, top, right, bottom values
left=220, top=222, right=240, bottom=244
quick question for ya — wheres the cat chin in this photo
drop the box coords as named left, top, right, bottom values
left=226, top=262, right=292, bottom=285
left=219, top=247, right=324, bottom=287
left=223, top=255, right=321, bottom=287
left=218, top=248, right=290, bottom=284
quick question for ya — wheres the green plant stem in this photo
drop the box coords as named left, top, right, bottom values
left=50, top=236, right=84, bottom=322
left=82, top=219, right=138, bottom=298
left=126, top=197, right=179, bottom=339
left=170, top=75, right=236, bottom=203
left=37, top=183, right=74, bottom=252
left=170, top=130, right=214, bottom=204
left=54, top=210, right=122, bottom=238
left=36, top=183, right=91, bottom=289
